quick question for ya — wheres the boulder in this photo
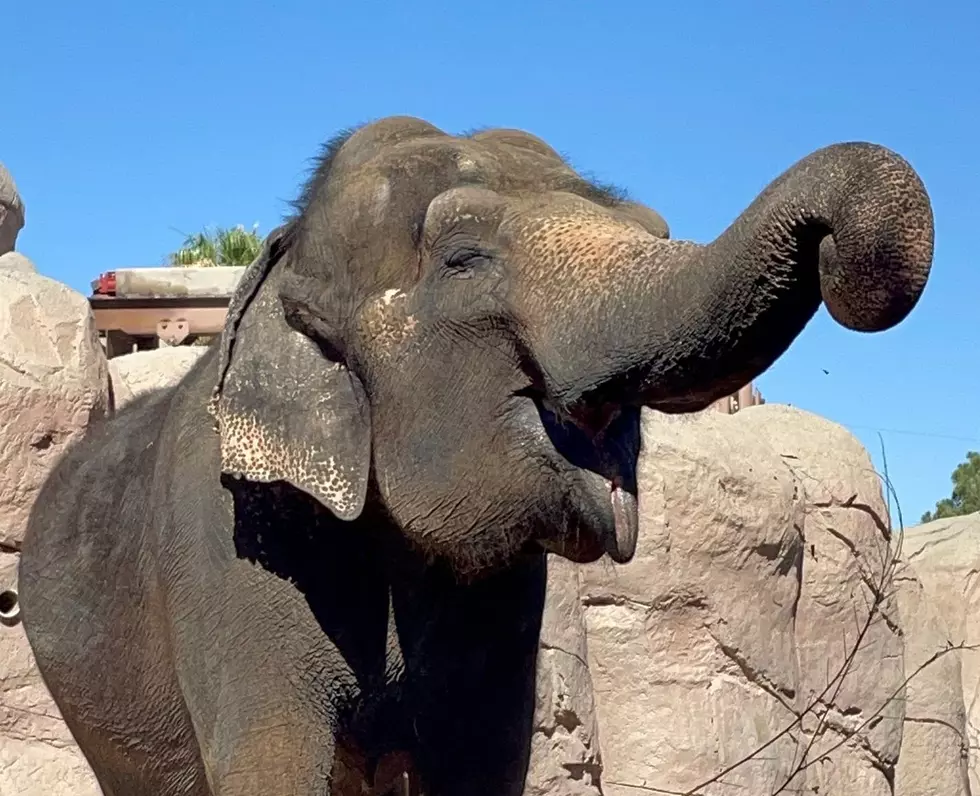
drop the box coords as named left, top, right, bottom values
left=108, top=345, right=209, bottom=409
left=0, top=252, right=36, bottom=274
left=0, top=269, right=110, bottom=549
left=902, top=512, right=980, bottom=793
left=526, top=556, right=603, bottom=796
left=0, top=163, right=24, bottom=255
left=738, top=404, right=905, bottom=795
left=563, top=404, right=906, bottom=795
left=0, top=266, right=107, bottom=795
left=577, top=408, right=803, bottom=795
left=893, top=559, right=971, bottom=795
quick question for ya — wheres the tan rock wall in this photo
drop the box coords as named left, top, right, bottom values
left=739, top=405, right=906, bottom=795
left=893, top=560, right=971, bottom=796
left=0, top=270, right=110, bottom=550
left=0, top=262, right=108, bottom=794
left=108, top=345, right=208, bottom=409
left=577, top=409, right=805, bottom=795
left=0, top=163, right=24, bottom=255
left=543, top=405, right=909, bottom=795
left=526, top=557, right=603, bottom=796
left=0, top=556, right=101, bottom=795
left=901, top=513, right=980, bottom=794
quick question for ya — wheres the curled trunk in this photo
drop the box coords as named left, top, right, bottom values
left=555, top=142, right=934, bottom=412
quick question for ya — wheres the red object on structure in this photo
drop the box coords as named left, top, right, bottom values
left=93, top=271, right=117, bottom=295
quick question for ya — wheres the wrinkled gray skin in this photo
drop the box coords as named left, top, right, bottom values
left=19, top=116, right=934, bottom=796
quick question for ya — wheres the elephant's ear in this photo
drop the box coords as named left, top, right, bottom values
left=208, top=225, right=371, bottom=521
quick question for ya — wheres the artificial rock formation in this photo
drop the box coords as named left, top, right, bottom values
left=541, top=405, right=907, bottom=796
left=526, top=556, right=603, bottom=796
left=0, top=270, right=111, bottom=550
left=0, top=251, right=37, bottom=273
left=739, top=405, right=906, bottom=795
left=0, top=555, right=101, bottom=796
left=893, top=559, right=971, bottom=796
left=0, top=162, right=24, bottom=255
left=900, top=512, right=980, bottom=794
left=0, top=163, right=107, bottom=795
left=108, top=345, right=209, bottom=410
left=536, top=407, right=976, bottom=796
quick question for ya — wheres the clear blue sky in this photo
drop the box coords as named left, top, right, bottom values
left=5, top=0, right=977, bottom=526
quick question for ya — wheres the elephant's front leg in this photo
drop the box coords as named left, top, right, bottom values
left=393, top=553, right=547, bottom=796
left=198, top=623, right=353, bottom=796
left=208, top=708, right=338, bottom=796
left=169, top=483, right=396, bottom=796
left=174, top=565, right=380, bottom=796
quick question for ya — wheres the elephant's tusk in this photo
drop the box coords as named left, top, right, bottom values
left=372, top=750, right=420, bottom=796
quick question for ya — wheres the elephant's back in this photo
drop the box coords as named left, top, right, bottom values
left=19, top=385, right=176, bottom=663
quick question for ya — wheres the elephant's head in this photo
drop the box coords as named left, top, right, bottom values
left=209, top=116, right=933, bottom=577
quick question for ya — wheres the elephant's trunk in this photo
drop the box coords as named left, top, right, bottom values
left=542, top=142, right=934, bottom=413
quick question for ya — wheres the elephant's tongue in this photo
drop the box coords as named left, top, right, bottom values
left=607, top=480, right=638, bottom=563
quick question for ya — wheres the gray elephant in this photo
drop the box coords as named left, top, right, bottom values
left=18, top=116, right=934, bottom=796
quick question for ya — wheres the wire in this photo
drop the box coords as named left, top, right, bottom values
left=837, top=423, right=980, bottom=445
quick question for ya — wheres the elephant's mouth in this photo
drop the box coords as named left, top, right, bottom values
left=526, top=394, right=641, bottom=564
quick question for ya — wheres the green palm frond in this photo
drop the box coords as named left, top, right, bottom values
left=168, top=223, right=262, bottom=267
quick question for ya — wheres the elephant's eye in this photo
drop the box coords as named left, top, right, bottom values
left=443, top=247, right=491, bottom=277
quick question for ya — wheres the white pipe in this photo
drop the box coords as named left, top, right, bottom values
left=0, top=589, right=21, bottom=626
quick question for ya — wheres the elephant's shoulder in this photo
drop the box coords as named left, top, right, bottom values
left=27, top=388, right=173, bottom=540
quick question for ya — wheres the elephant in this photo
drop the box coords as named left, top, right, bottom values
left=18, top=116, right=934, bottom=796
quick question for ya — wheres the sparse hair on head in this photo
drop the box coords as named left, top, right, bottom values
left=285, top=119, right=632, bottom=237
left=289, top=125, right=364, bottom=219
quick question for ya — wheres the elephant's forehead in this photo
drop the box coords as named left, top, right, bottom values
left=324, top=131, right=647, bottom=257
